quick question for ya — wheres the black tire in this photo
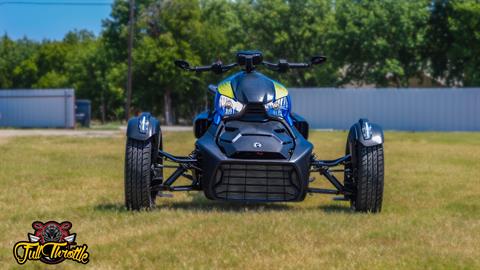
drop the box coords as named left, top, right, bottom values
left=125, top=138, right=156, bottom=210
left=346, top=136, right=384, bottom=213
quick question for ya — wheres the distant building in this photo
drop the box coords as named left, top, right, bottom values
left=0, top=89, right=75, bottom=128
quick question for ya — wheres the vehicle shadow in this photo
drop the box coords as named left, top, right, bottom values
left=160, top=199, right=292, bottom=212
left=94, top=192, right=293, bottom=212
left=317, top=204, right=353, bottom=214
left=94, top=193, right=353, bottom=213
left=93, top=199, right=291, bottom=213
left=94, top=201, right=353, bottom=214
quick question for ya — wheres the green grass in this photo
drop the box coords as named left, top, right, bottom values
left=1, top=131, right=480, bottom=269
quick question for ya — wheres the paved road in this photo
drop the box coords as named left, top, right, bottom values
left=0, top=129, right=121, bottom=138
left=0, top=126, right=193, bottom=138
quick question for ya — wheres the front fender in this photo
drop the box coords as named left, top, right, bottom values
left=291, top=113, right=309, bottom=139
left=349, top=118, right=384, bottom=147
left=126, top=112, right=161, bottom=141
left=194, top=110, right=212, bottom=138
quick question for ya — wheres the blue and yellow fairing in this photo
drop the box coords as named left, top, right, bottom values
left=213, top=71, right=292, bottom=125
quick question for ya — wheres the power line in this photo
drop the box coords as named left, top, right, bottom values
left=0, top=1, right=112, bottom=6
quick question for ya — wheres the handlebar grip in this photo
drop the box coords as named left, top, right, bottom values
left=288, top=63, right=310, bottom=68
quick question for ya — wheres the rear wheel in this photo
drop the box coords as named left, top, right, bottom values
left=125, top=138, right=156, bottom=210
left=346, top=135, right=384, bottom=213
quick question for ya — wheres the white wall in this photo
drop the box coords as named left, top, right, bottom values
left=0, top=89, right=75, bottom=128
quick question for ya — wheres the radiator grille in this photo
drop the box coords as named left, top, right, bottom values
left=213, top=163, right=300, bottom=201
left=243, top=103, right=266, bottom=116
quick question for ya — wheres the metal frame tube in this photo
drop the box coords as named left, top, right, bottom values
left=309, top=154, right=353, bottom=195
left=307, top=188, right=339, bottom=194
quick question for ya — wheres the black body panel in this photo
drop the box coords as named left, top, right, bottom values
left=230, top=72, right=276, bottom=103
left=196, top=121, right=313, bottom=202
left=218, top=120, right=294, bottom=159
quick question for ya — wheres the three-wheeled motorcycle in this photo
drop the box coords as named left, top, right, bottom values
left=124, top=51, right=384, bottom=212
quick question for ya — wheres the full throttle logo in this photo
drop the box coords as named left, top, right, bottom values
left=13, top=221, right=89, bottom=265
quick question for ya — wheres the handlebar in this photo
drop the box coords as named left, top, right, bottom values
left=192, top=65, right=212, bottom=72
left=174, top=55, right=326, bottom=74
left=263, top=60, right=312, bottom=72
left=174, top=60, right=238, bottom=74
left=288, top=63, right=311, bottom=68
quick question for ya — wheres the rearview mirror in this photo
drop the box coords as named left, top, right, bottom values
left=174, top=60, right=191, bottom=70
left=310, top=56, right=327, bottom=65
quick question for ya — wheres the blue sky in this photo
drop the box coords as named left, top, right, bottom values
left=0, top=1, right=113, bottom=40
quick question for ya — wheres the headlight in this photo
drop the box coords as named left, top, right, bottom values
left=264, top=96, right=290, bottom=118
left=217, top=95, right=244, bottom=117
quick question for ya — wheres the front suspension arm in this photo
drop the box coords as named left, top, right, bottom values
left=152, top=150, right=201, bottom=192
left=309, top=154, right=353, bottom=195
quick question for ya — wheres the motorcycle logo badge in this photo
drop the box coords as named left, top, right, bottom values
left=13, top=221, right=90, bottom=265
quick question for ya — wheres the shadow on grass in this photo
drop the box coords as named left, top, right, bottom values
left=94, top=194, right=353, bottom=213
left=93, top=193, right=292, bottom=213
left=93, top=203, right=129, bottom=213
left=93, top=200, right=291, bottom=213
left=318, top=204, right=353, bottom=214
left=162, top=200, right=292, bottom=212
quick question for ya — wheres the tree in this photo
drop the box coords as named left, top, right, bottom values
left=447, top=1, right=480, bottom=86
left=134, top=0, right=203, bottom=125
left=0, top=35, right=39, bottom=88
left=424, top=0, right=454, bottom=85
left=328, top=0, right=429, bottom=87
left=425, top=0, right=480, bottom=86
left=239, top=0, right=338, bottom=86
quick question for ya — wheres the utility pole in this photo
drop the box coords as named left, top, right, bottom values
left=125, top=0, right=135, bottom=121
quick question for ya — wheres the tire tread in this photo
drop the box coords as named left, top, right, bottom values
left=353, top=144, right=384, bottom=213
left=125, top=138, right=154, bottom=210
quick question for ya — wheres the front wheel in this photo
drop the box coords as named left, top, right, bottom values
left=125, top=138, right=156, bottom=210
left=346, top=136, right=384, bottom=213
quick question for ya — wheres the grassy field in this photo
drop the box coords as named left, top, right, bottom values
left=1, top=131, right=479, bottom=269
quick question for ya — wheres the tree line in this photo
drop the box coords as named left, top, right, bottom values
left=1, top=0, right=479, bottom=124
